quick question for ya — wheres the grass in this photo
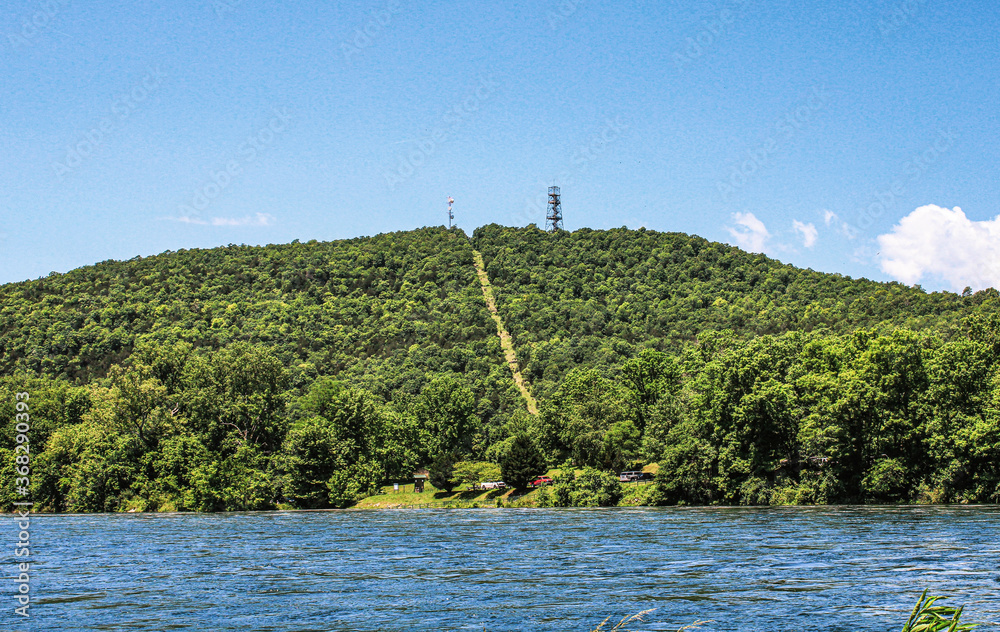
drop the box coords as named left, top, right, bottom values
left=590, top=609, right=656, bottom=632
left=354, top=465, right=662, bottom=509
left=589, top=591, right=982, bottom=632
left=353, top=483, right=546, bottom=509
left=902, top=590, right=980, bottom=632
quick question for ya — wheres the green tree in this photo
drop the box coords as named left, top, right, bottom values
left=603, top=420, right=641, bottom=472
left=282, top=383, right=401, bottom=508
left=281, top=416, right=347, bottom=508
left=33, top=422, right=137, bottom=513
left=146, top=434, right=212, bottom=511
left=104, top=364, right=174, bottom=450
left=429, top=450, right=459, bottom=492
left=414, top=376, right=476, bottom=458
left=499, top=433, right=545, bottom=490
left=622, top=349, right=680, bottom=431
left=453, top=461, right=502, bottom=488
left=182, top=344, right=289, bottom=453
left=213, top=445, right=276, bottom=511
left=327, top=457, right=385, bottom=508
left=537, top=367, right=633, bottom=467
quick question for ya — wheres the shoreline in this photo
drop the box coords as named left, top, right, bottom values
left=10, top=501, right=996, bottom=516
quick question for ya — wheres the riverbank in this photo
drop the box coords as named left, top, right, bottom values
left=353, top=465, right=660, bottom=509
left=353, top=480, right=659, bottom=509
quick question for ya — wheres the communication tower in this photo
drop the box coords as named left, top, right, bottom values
left=448, top=197, right=455, bottom=228
left=545, top=186, right=563, bottom=232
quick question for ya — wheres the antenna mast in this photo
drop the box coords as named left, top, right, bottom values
left=545, top=186, right=562, bottom=232
left=448, top=197, right=455, bottom=228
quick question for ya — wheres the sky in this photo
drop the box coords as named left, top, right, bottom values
left=2, top=0, right=999, bottom=292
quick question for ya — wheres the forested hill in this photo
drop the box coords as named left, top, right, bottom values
left=5, top=224, right=982, bottom=386
left=0, top=227, right=523, bottom=512
left=472, top=224, right=989, bottom=396
left=2, top=224, right=999, bottom=512
left=1, top=227, right=506, bottom=394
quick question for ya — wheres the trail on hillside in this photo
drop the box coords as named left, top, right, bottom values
left=471, top=249, right=539, bottom=415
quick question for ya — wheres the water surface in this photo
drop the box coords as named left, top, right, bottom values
left=28, top=506, right=1000, bottom=631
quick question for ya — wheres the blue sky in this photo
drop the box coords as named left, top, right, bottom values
left=2, top=0, right=999, bottom=291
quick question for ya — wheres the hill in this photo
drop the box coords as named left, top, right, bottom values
left=471, top=224, right=986, bottom=396
left=2, top=224, right=999, bottom=511
left=0, top=227, right=522, bottom=511
left=1, top=228, right=498, bottom=389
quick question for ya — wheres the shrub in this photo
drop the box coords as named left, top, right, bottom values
left=863, top=457, right=909, bottom=502
left=571, top=467, right=623, bottom=507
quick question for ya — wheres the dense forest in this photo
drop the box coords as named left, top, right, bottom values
left=472, top=224, right=982, bottom=396
left=2, top=225, right=998, bottom=511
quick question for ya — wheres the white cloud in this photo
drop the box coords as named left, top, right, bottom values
left=727, top=212, right=770, bottom=253
left=164, top=213, right=276, bottom=227
left=211, top=213, right=276, bottom=227
left=171, top=215, right=207, bottom=225
left=820, top=209, right=857, bottom=239
left=792, top=220, right=818, bottom=248
left=877, top=205, right=1000, bottom=291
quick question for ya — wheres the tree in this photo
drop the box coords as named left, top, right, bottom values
left=327, top=458, right=385, bottom=508
left=537, top=367, right=633, bottom=467
left=104, top=364, right=173, bottom=450
left=603, top=420, right=641, bottom=472
left=453, top=461, right=502, bottom=488
left=622, top=349, right=680, bottom=431
left=211, top=344, right=290, bottom=452
left=429, top=451, right=459, bottom=492
left=281, top=416, right=347, bottom=508
left=147, top=434, right=212, bottom=511
left=499, top=433, right=545, bottom=490
left=32, top=422, right=137, bottom=513
left=281, top=384, right=395, bottom=508
left=414, top=376, right=476, bottom=458
left=182, top=344, right=289, bottom=453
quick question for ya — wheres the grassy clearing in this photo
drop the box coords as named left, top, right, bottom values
left=471, top=248, right=538, bottom=415
left=354, top=474, right=662, bottom=509
left=354, top=483, right=549, bottom=509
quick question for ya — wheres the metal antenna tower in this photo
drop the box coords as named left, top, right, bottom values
left=448, top=197, right=454, bottom=228
left=545, top=186, right=563, bottom=232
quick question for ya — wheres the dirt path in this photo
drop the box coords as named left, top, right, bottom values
left=472, top=250, right=539, bottom=415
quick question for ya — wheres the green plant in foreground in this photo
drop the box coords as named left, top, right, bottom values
left=590, top=591, right=982, bottom=632
left=901, top=590, right=979, bottom=632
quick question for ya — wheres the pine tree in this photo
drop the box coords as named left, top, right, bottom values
left=499, top=433, right=545, bottom=490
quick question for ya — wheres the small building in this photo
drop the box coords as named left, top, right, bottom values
left=413, top=468, right=429, bottom=493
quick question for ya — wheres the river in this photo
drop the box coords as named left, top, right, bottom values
left=28, top=506, right=1000, bottom=631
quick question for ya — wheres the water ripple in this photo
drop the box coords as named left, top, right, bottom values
left=30, top=506, right=1000, bottom=631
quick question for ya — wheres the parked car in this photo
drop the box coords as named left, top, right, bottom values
left=618, top=471, right=654, bottom=482
left=529, top=476, right=553, bottom=487
left=480, top=481, right=507, bottom=490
